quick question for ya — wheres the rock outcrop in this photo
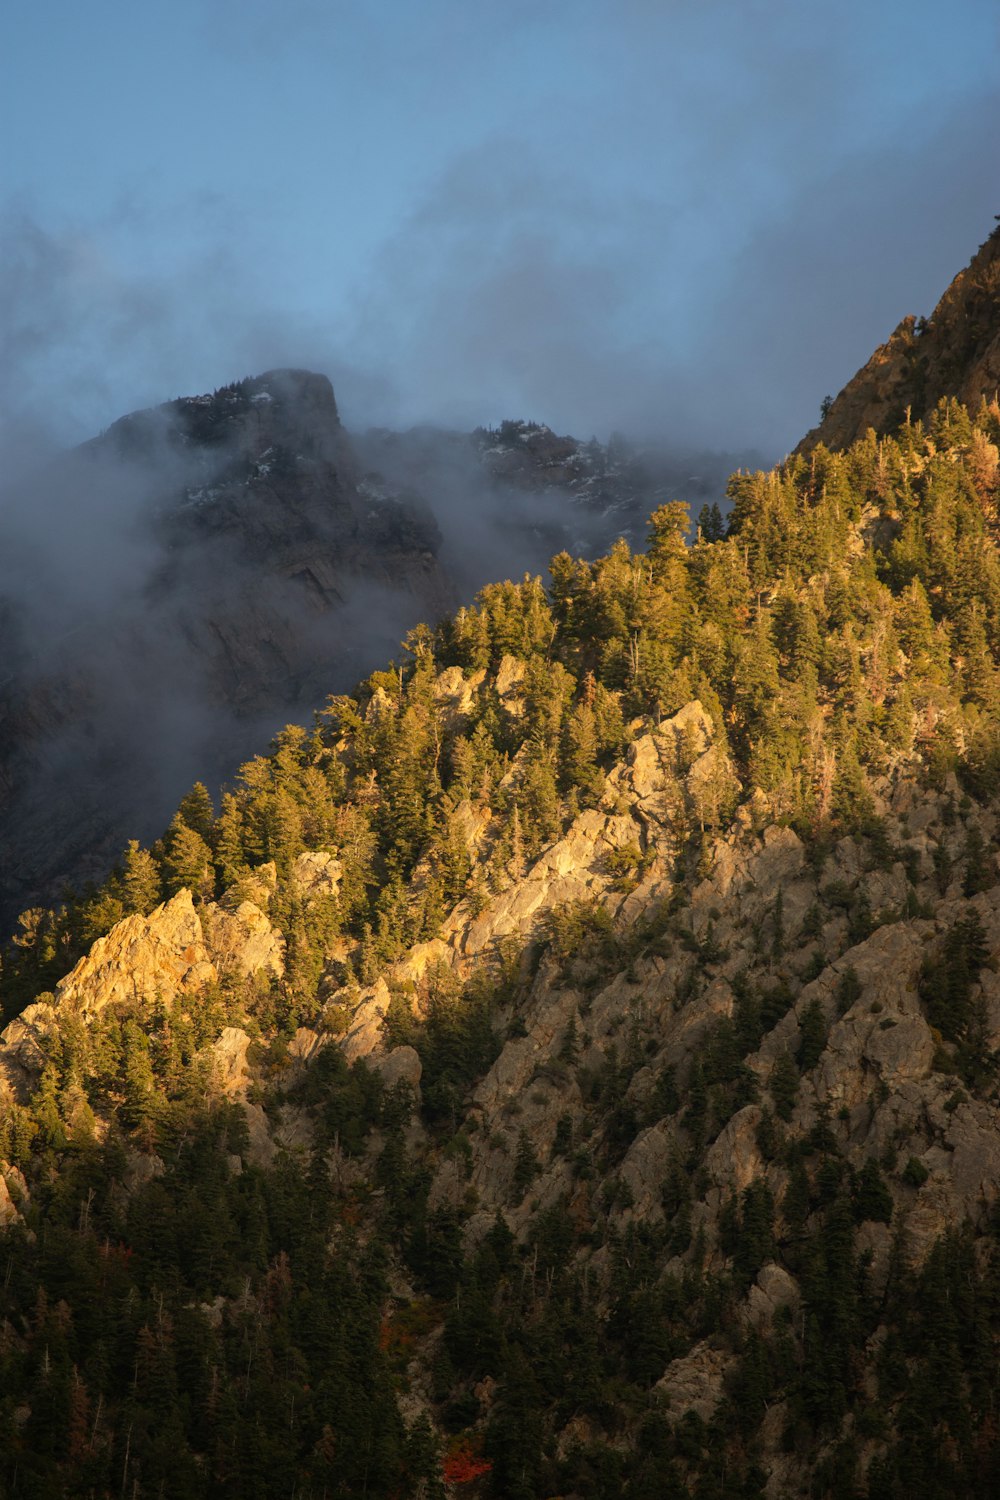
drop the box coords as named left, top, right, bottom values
left=54, top=891, right=216, bottom=1018
left=210, top=1027, right=254, bottom=1097
left=0, top=1165, right=27, bottom=1228
left=0, top=888, right=283, bottom=1097
left=289, top=851, right=343, bottom=903
left=201, top=899, right=285, bottom=978
left=336, top=700, right=734, bottom=1060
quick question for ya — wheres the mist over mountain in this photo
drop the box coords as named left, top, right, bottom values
left=5, top=213, right=998, bottom=933
left=355, top=418, right=753, bottom=597
left=0, top=369, right=443, bottom=927
left=0, top=370, right=752, bottom=931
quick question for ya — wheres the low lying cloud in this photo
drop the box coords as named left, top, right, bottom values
left=338, top=90, right=1000, bottom=453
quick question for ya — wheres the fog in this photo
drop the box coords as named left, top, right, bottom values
left=0, top=353, right=749, bottom=928
left=0, top=379, right=454, bottom=923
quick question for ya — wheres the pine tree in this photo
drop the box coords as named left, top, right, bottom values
left=213, top=790, right=248, bottom=889
left=853, top=1159, right=893, bottom=1224
left=121, top=1020, right=161, bottom=1142
left=696, top=502, right=726, bottom=543
left=782, top=1159, right=811, bottom=1240
left=162, top=814, right=215, bottom=900
left=770, top=1051, right=800, bottom=1121
left=176, top=781, right=216, bottom=843
left=962, top=825, right=992, bottom=895
left=797, top=998, right=828, bottom=1071
left=121, top=839, right=162, bottom=915
left=512, top=1129, right=539, bottom=1196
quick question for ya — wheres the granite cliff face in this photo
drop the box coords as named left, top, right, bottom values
left=800, top=223, right=1000, bottom=451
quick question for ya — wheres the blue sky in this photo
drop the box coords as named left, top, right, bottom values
left=2, top=0, right=999, bottom=455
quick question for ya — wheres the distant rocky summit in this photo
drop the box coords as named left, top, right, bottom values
left=0, top=370, right=450, bottom=928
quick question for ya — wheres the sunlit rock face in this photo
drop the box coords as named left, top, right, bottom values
left=0, top=888, right=283, bottom=1099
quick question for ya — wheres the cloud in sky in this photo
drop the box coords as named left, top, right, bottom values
left=0, top=0, right=997, bottom=453
left=339, top=86, right=1000, bottom=450
left=0, top=206, right=276, bottom=458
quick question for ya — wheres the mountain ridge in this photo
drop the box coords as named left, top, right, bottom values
left=2, top=378, right=1000, bottom=1492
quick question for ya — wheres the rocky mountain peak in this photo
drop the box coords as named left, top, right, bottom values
left=0, top=369, right=449, bottom=928
left=102, top=366, right=343, bottom=461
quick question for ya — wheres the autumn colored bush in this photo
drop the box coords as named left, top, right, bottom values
left=442, top=1437, right=492, bottom=1485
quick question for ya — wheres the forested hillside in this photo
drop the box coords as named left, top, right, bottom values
left=2, top=395, right=1000, bottom=1498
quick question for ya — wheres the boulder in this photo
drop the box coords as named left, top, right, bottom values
left=290, top=851, right=342, bottom=902
left=372, top=1045, right=423, bottom=1092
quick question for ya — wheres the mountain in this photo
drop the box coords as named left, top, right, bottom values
left=2, top=352, right=1000, bottom=1495
left=800, top=223, right=1000, bottom=452
left=0, top=373, right=745, bottom=934
left=355, top=417, right=748, bottom=589
left=5, top=225, right=1000, bottom=1500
